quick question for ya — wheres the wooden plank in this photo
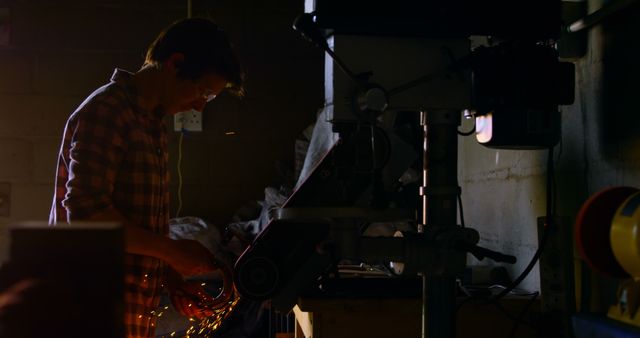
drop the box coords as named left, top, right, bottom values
left=293, top=305, right=313, bottom=338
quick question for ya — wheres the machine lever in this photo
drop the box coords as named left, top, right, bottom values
left=459, top=243, right=517, bottom=264
left=293, top=13, right=365, bottom=88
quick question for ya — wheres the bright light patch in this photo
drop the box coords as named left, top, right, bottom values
left=475, top=113, right=493, bottom=144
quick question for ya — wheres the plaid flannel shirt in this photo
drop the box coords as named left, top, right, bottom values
left=50, top=69, right=169, bottom=338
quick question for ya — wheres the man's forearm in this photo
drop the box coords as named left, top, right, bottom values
left=82, top=207, right=174, bottom=262
left=78, top=207, right=217, bottom=277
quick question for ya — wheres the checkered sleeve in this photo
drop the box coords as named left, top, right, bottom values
left=62, top=100, right=129, bottom=220
left=51, top=70, right=169, bottom=338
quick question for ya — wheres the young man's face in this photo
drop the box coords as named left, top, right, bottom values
left=163, top=71, right=228, bottom=115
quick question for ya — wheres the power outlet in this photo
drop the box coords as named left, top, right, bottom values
left=174, top=110, right=203, bottom=132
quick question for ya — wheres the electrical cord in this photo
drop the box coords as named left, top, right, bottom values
left=370, top=124, right=377, bottom=176
left=176, top=131, right=184, bottom=218
left=458, top=192, right=466, bottom=228
left=353, top=123, right=392, bottom=174
left=374, top=125, right=392, bottom=169
left=486, top=284, right=539, bottom=297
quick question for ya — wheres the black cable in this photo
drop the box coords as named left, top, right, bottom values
left=370, top=124, right=377, bottom=174
left=456, top=294, right=474, bottom=312
left=353, top=124, right=392, bottom=174
left=458, top=192, right=466, bottom=228
left=373, top=125, right=393, bottom=169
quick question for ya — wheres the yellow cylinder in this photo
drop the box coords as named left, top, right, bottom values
left=611, top=191, right=640, bottom=278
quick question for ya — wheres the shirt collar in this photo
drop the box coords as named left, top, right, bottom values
left=110, top=68, right=165, bottom=120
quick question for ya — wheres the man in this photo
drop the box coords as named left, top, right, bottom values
left=49, top=17, right=244, bottom=337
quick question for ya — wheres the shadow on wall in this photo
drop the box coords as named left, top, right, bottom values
left=600, top=3, right=640, bottom=160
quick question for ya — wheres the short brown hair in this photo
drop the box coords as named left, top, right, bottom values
left=145, top=17, right=245, bottom=96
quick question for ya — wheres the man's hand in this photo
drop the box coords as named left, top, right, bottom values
left=164, top=269, right=215, bottom=319
left=169, top=280, right=216, bottom=319
left=164, top=239, right=219, bottom=277
left=0, top=279, right=40, bottom=316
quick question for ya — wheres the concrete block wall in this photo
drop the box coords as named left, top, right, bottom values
left=166, top=0, right=324, bottom=226
left=0, top=0, right=187, bottom=261
left=459, top=133, right=549, bottom=291
left=0, top=0, right=323, bottom=262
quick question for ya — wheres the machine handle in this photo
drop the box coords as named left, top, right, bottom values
left=458, top=242, right=517, bottom=264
